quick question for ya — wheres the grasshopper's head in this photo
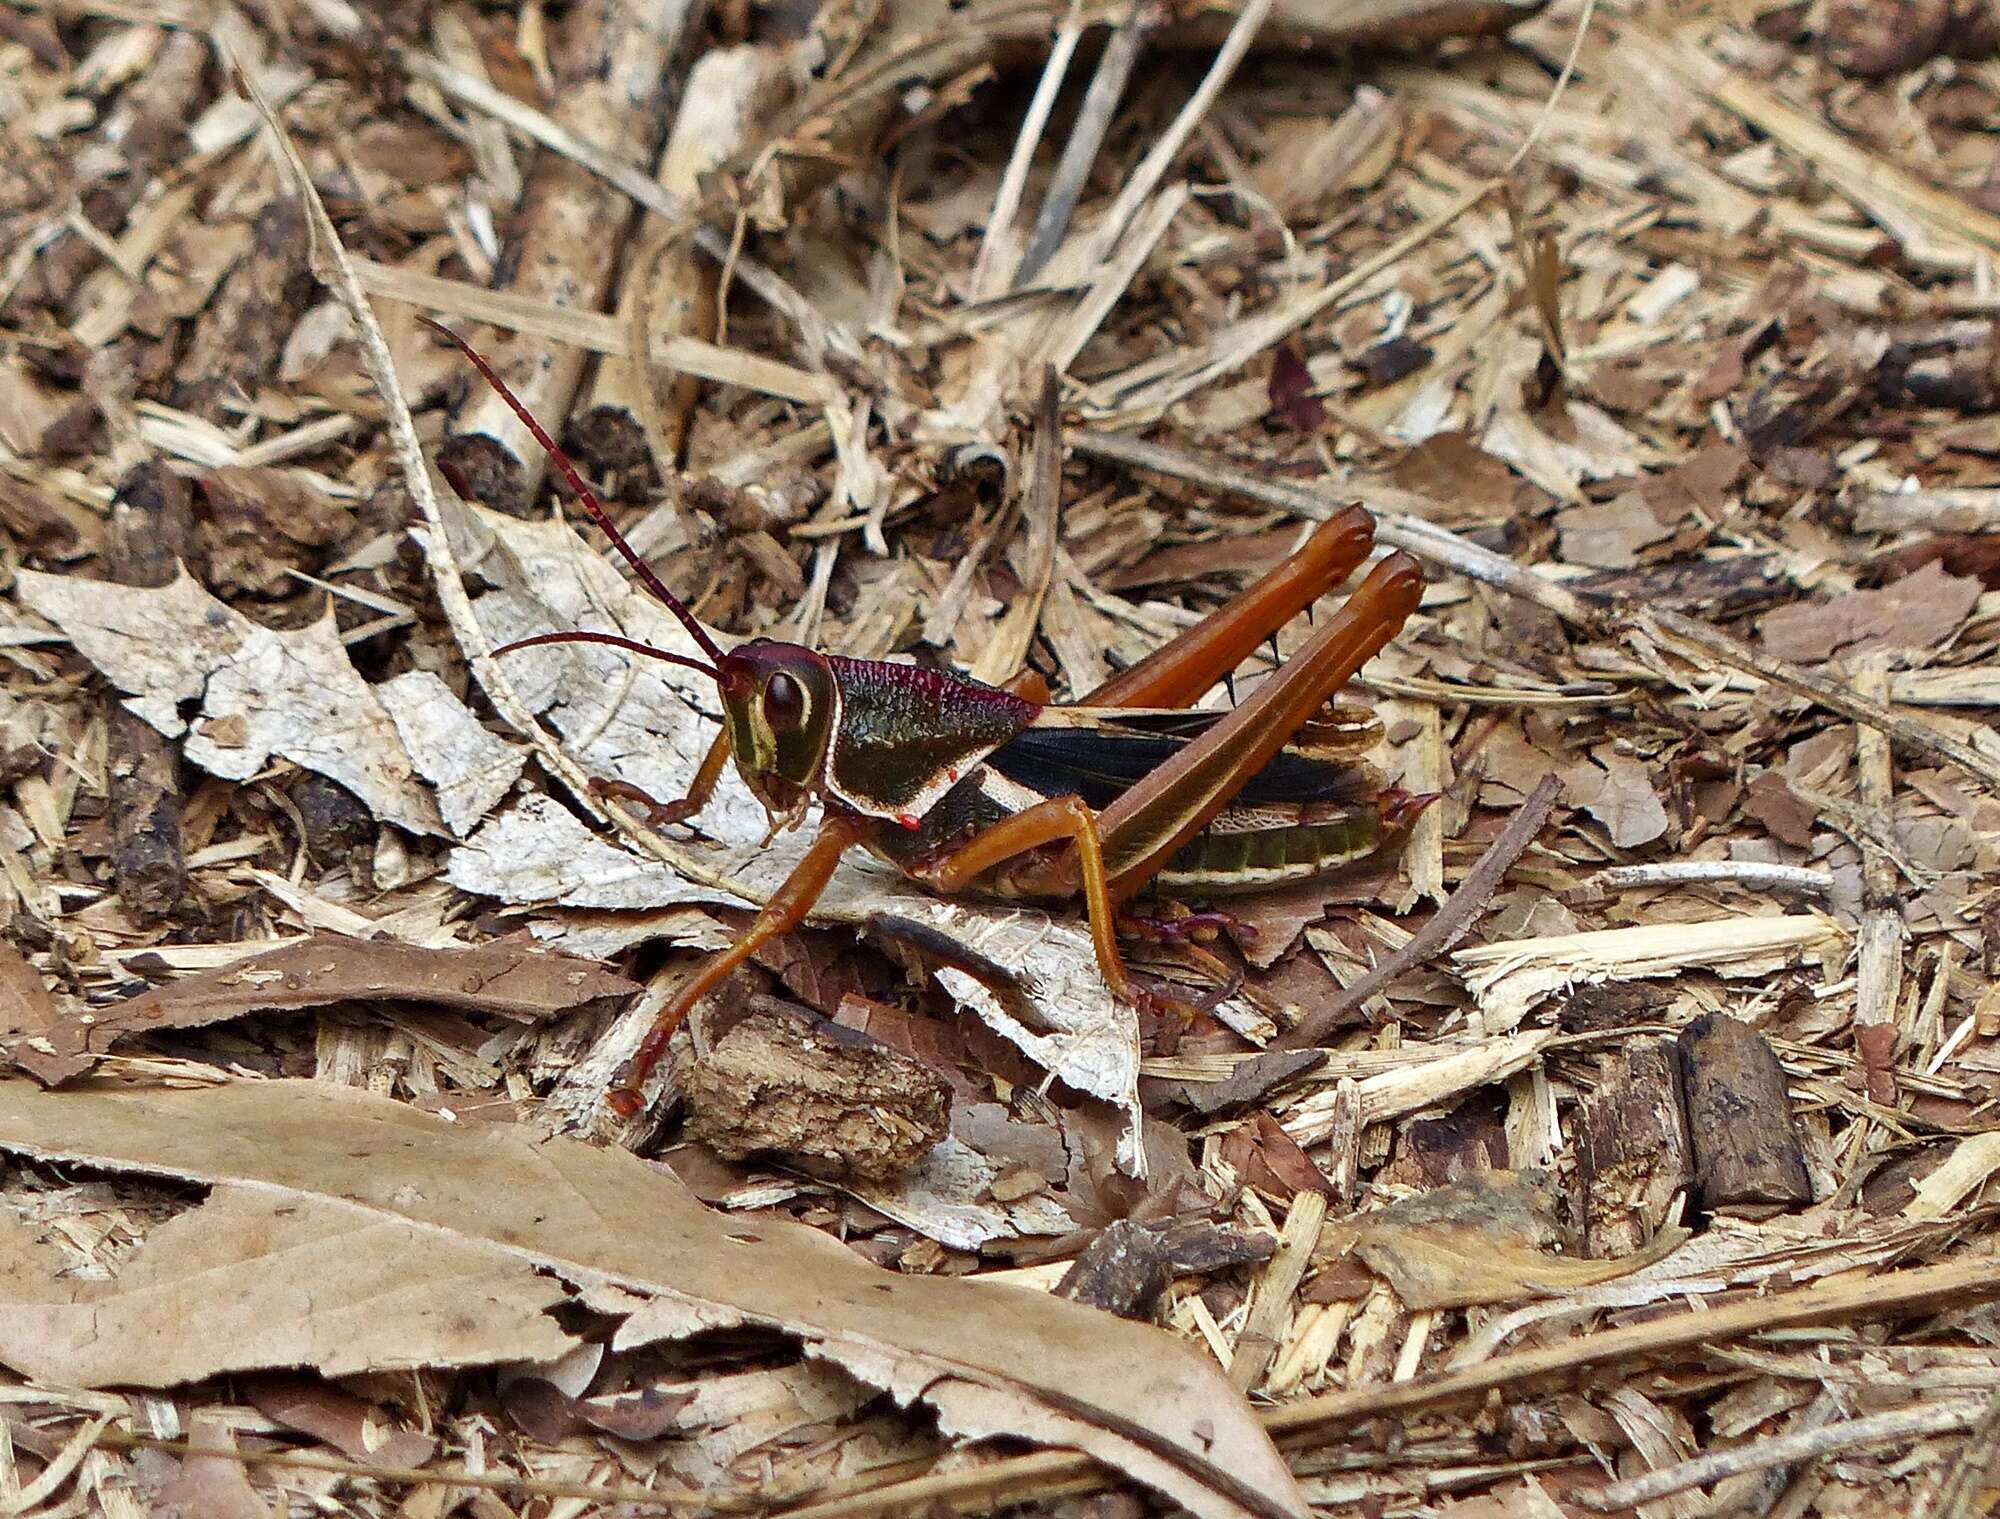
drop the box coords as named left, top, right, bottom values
left=716, top=640, right=839, bottom=828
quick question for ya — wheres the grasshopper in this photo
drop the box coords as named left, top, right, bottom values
left=425, top=321, right=1424, bottom=1103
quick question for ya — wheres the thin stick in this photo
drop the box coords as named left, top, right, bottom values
left=972, top=8, right=1084, bottom=297
left=93, top=1429, right=757, bottom=1511
left=770, top=1254, right=2000, bottom=1519
left=1563, top=861, right=1835, bottom=903
left=1582, top=1398, right=1984, bottom=1514
left=1068, top=432, right=1595, bottom=627
left=1276, top=775, right=1561, bottom=1050
left=401, top=48, right=848, bottom=363
left=1013, top=4, right=1152, bottom=288
left=1634, top=606, right=2000, bottom=797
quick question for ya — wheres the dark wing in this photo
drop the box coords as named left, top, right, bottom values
left=989, top=720, right=1377, bottom=811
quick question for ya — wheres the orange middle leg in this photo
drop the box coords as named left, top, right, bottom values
left=918, top=794, right=1140, bottom=1007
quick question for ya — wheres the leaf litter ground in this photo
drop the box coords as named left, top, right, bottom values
left=6, top=1, right=2000, bottom=1515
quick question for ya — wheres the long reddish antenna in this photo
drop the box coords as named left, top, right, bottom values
left=493, top=629, right=720, bottom=681
left=419, top=315, right=728, bottom=669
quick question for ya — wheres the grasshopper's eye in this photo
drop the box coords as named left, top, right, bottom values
left=762, top=671, right=806, bottom=733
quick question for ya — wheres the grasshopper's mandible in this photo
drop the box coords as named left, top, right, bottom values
left=424, top=320, right=1425, bottom=1107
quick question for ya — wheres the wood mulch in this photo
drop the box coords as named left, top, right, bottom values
left=4, top=0, right=2000, bottom=1514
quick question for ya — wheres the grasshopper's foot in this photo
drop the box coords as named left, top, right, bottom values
left=1379, top=787, right=1441, bottom=831
left=1118, top=904, right=1257, bottom=946
left=592, top=776, right=700, bottom=828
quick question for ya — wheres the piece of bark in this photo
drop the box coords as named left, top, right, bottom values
left=678, top=1007, right=950, bottom=1181
left=437, top=0, right=698, bottom=514
left=8, top=29, right=208, bottom=318
left=570, top=45, right=792, bottom=478
left=102, top=461, right=196, bottom=925
left=1577, top=1041, right=1694, bottom=1258
left=1676, top=1014, right=1812, bottom=1212
left=1875, top=317, right=2000, bottom=410
left=168, top=197, right=316, bottom=421
left=1057, top=1217, right=1276, bottom=1319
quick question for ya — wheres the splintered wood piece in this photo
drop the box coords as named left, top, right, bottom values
left=1578, top=1040, right=1694, bottom=1258
left=677, top=1007, right=950, bottom=1182
left=168, top=197, right=316, bottom=421
left=1676, top=1014, right=1811, bottom=1213
left=571, top=45, right=792, bottom=476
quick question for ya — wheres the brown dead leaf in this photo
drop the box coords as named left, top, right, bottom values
left=1555, top=494, right=1671, bottom=570
left=243, top=1377, right=438, bottom=1468
left=7, top=935, right=639, bottom=1083
left=1388, top=431, right=1519, bottom=521
left=154, top=1415, right=272, bottom=1519
left=1743, top=770, right=1818, bottom=847
left=1760, top=560, right=1982, bottom=664
left=0, top=940, right=63, bottom=1084
left=0, top=1182, right=577, bottom=1386
left=0, top=1080, right=1306, bottom=1519
left=1218, top=1111, right=1335, bottom=1203
left=1268, top=343, right=1327, bottom=433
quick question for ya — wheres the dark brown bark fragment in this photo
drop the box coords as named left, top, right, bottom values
left=679, top=1006, right=950, bottom=1181
left=101, top=462, right=197, bottom=925
left=168, top=197, right=316, bottom=421
left=1577, top=1040, right=1694, bottom=1257
left=1056, top=1217, right=1275, bottom=1319
left=1676, top=1013, right=1812, bottom=1211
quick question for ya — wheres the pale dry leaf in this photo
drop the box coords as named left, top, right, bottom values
left=449, top=795, right=1150, bottom=1168
left=1563, top=750, right=1670, bottom=849
left=376, top=669, right=529, bottom=836
left=845, top=1134, right=1076, bottom=1252
left=15, top=567, right=443, bottom=834
left=0, top=1080, right=1305, bottom=1519
left=0, top=1182, right=577, bottom=1386
left=1555, top=494, right=1670, bottom=570
left=456, top=507, right=771, bottom=846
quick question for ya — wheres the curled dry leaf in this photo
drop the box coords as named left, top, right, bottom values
left=16, top=567, right=445, bottom=835
left=1562, top=749, right=1670, bottom=849
left=5, top=936, right=640, bottom=1084
left=375, top=669, right=529, bottom=835
left=0, top=1079, right=1306, bottom=1519
left=1319, top=1170, right=1690, bottom=1312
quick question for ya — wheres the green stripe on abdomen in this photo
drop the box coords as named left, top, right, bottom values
left=1154, top=807, right=1383, bottom=896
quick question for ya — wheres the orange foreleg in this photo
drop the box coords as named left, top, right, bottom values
left=616, top=810, right=875, bottom=1106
